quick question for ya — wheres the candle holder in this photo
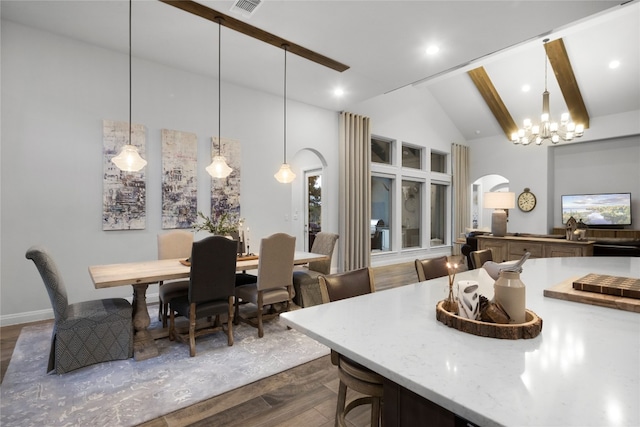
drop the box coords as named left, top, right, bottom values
left=443, top=262, right=458, bottom=314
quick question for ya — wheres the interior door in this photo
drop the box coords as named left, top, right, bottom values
left=305, top=169, right=322, bottom=251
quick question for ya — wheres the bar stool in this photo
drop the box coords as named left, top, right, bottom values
left=319, top=267, right=383, bottom=426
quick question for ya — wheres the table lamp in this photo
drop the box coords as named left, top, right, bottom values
left=484, top=192, right=515, bottom=237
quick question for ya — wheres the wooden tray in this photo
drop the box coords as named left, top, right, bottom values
left=544, top=276, right=640, bottom=313
left=435, top=300, right=542, bottom=339
left=179, top=254, right=258, bottom=267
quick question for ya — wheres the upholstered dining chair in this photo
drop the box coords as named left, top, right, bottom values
left=235, top=233, right=295, bottom=338
left=470, top=249, right=494, bottom=269
left=319, top=267, right=383, bottom=427
left=292, top=232, right=339, bottom=308
left=26, top=246, right=133, bottom=374
left=414, top=255, right=450, bottom=282
left=169, top=235, right=237, bottom=357
left=157, top=230, right=193, bottom=327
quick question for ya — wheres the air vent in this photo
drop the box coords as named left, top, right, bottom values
left=230, top=0, right=263, bottom=17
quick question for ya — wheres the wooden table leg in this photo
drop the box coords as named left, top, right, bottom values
left=132, top=283, right=159, bottom=361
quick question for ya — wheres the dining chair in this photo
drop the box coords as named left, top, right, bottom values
left=318, top=267, right=383, bottom=427
left=234, top=233, right=296, bottom=338
left=470, top=249, right=494, bottom=269
left=292, top=232, right=339, bottom=307
left=157, top=230, right=194, bottom=327
left=26, top=245, right=133, bottom=374
left=414, top=255, right=449, bottom=282
left=169, top=235, right=237, bottom=357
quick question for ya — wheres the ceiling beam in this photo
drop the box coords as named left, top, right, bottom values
left=468, top=67, right=518, bottom=140
left=158, top=0, right=350, bottom=73
left=545, top=38, right=590, bottom=129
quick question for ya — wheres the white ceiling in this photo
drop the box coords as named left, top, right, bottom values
left=2, top=0, right=639, bottom=141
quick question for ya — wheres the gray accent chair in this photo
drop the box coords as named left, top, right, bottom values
left=235, top=233, right=296, bottom=338
left=169, top=235, right=237, bottom=357
left=292, top=232, right=338, bottom=307
left=26, top=245, right=133, bottom=374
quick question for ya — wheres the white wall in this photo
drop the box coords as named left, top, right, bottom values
left=0, top=21, right=339, bottom=324
left=468, top=128, right=640, bottom=235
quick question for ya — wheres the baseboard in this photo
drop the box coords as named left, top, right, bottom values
left=0, top=308, right=53, bottom=327
left=0, top=294, right=145, bottom=327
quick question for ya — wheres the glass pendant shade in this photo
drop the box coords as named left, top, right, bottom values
left=206, top=154, right=233, bottom=178
left=112, top=144, right=147, bottom=172
left=274, top=163, right=296, bottom=183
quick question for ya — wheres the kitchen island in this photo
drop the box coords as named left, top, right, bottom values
left=281, top=257, right=640, bottom=426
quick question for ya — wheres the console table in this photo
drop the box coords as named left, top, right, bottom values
left=477, top=235, right=593, bottom=262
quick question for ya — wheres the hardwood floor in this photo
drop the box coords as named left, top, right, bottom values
left=0, top=259, right=460, bottom=426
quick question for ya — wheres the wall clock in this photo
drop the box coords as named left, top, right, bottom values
left=517, top=188, right=537, bottom=212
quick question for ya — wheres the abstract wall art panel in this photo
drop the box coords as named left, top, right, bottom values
left=102, top=119, right=147, bottom=230
left=211, top=137, right=241, bottom=217
left=161, top=129, right=198, bottom=229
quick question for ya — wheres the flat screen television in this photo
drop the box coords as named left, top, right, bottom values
left=561, top=193, right=632, bottom=226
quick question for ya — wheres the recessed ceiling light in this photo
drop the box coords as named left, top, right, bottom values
left=426, top=45, right=439, bottom=55
left=522, top=84, right=531, bottom=92
left=609, top=60, right=620, bottom=69
left=333, top=88, right=345, bottom=97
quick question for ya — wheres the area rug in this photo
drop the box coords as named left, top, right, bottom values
left=0, top=311, right=329, bottom=427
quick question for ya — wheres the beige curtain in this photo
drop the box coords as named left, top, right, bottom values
left=339, top=112, right=371, bottom=271
left=452, top=143, right=470, bottom=255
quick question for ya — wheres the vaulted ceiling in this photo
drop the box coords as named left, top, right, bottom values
left=2, top=0, right=638, bottom=142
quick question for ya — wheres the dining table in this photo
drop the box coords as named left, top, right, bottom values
left=89, top=251, right=329, bottom=360
left=281, top=257, right=640, bottom=426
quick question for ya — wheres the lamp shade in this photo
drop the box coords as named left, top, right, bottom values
left=484, top=192, right=515, bottom=210
left=111, top=144, right=147, bottom=172
left=206, top=155, right=233, bottom=178
left=274, top=163, right=296, bottom=183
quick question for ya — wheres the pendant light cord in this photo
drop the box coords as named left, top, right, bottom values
left=218, top=19, right=222, bottom=157
left=283, top=45, right=288, bottom=163
left=129, top=0, right=132, bottom=145
left=543, top=38, right=548, bottom=92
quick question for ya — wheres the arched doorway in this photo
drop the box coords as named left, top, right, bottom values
left=471, top=174, right=510, bottom=230
left=290, top=148, right=328, bottom=251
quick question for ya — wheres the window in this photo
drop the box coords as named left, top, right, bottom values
left=371, top=175, right=393, bottom=252
left=371, top=135, right=451, bottom=254
left=431, top=151, right=447, bottom=173
left=371, top=137, right=392, bottom=164
left=402, top=144, right=422, bottom=169
left=402, top=180, right=422, bottom=248
left=430, top=183, right=448, bottom=246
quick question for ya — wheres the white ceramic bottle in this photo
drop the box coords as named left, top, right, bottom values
left=494, top=270, right=526, bottom=324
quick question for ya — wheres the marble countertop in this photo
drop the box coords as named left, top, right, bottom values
left=281, top=257, right=640, bottom=426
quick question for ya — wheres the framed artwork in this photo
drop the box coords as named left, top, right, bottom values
left=102, top=119, right=146, bottom=230
left=161, top=129, right=197, bottom=229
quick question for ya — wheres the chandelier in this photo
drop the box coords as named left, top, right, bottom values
left=511, top=39, right=584, bottom=146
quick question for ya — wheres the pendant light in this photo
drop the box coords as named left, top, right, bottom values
left=274, top=45, right=296, bottom=184
left=206, top=19, right=233, bottom=179
left=112, top=0, right=147, bottom=172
